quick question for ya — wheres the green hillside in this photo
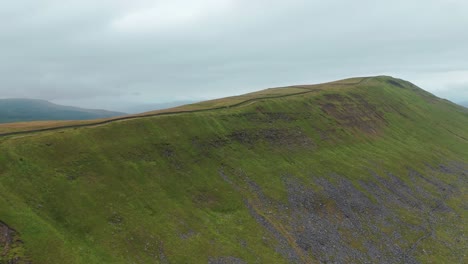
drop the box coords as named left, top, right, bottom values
left=0, top=99, right=124, bottom=123
left=0, top=76, right=466, bottom=263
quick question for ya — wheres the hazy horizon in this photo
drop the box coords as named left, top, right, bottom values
left=1, top=1, right=467, bottom=111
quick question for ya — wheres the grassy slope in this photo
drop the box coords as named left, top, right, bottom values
left=0, top=76, right=466, bottom=263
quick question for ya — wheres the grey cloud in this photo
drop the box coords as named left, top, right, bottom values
left=1, top=0, right=467, bottom=111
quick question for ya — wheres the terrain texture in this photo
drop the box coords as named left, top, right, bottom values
left=0, top=76, right=467, bottom=263
left=0, top=99, right=124, bottom=123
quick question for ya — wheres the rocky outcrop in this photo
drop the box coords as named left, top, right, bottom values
left=0, top=221, right=30, bottom=264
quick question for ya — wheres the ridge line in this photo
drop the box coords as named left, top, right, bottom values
left=0, top=78, right=368, bottom=138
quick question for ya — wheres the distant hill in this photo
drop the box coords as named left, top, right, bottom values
left=0, top=99, right=125, bottom=123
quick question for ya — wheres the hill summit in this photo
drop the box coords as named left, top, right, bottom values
left=0, top=76, right=466, bottom=263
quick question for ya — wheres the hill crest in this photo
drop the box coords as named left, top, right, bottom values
left=0, top=76, right=466, bottom=263
left=1, top=76, right=453, bottom=137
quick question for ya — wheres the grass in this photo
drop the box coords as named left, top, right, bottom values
left=0, top=76, right=466, bottom=263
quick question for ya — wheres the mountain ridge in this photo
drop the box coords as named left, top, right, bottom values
left=0, top=76, right=466, bottom=263
left=0, top=76, right=403, bottom=136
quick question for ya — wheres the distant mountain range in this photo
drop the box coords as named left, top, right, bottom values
left=0, top=98, right=125, bottom=123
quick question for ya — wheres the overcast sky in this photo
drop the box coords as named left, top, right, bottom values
left=1, top=0, right=467, bottom=112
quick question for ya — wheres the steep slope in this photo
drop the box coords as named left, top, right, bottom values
left=0, top=99, right=124, bottom=123
left=0, top=76, right=466, bottom=263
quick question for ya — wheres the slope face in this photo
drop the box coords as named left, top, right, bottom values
left=0, top=76, right=466, bottom=263
left=0, top=99, right=124, bottom=123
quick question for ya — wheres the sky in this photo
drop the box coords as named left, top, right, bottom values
left=1, top=0, right=467, bottom=112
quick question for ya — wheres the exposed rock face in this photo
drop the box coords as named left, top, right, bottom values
left=1, top=221, right=30, bottom=264
left=220, top=162, right=467, bottom=263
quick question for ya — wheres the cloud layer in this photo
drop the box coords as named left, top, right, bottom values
left=1, top=0, right=467, bottom=111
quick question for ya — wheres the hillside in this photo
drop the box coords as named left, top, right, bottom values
left=0, top=99, right=124, bottom=123
left=0, top=76, right=467, bottom=263
left=458, top=101, right=468, bottom=108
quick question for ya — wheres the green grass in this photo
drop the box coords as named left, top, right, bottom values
left=0, top=76, right=466, bottom=263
